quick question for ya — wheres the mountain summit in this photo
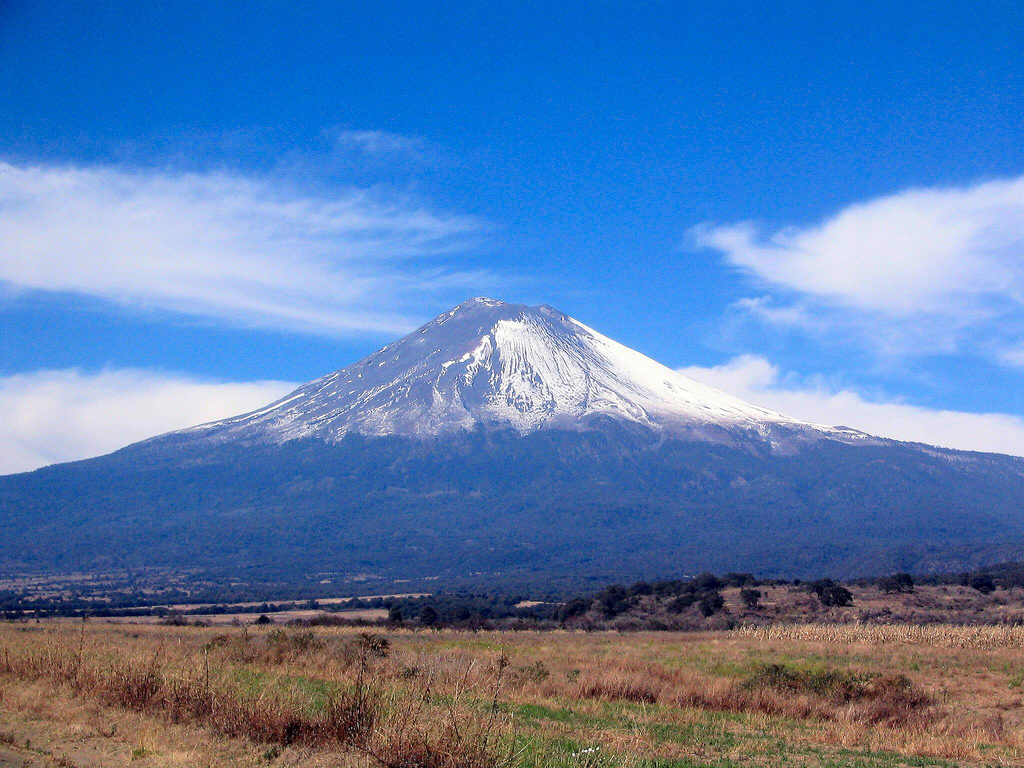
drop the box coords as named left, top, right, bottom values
left=189, top=298, right=853, bottom=446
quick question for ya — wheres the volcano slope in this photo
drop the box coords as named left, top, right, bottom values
left=3, top=298, right=1024, bottom=583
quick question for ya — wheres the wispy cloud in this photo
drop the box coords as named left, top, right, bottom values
left=0, top=368, right=297, bottom=475
left=999, top=346, right=1024, bottom=369
left=680, top=355, right=1024, bottom=457
left=693, top=175, right=1024, bottom=361
left=0, top=161, right=489, bottom=337
left=333, top=129, right=425, bottom=156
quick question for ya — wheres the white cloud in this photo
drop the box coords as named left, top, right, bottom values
left=0, top=368, right=296, bottom=475
left=0, top=161, right=487, bottom=337
left=680, top=355, right=1024, bottom=457
left=334, top=129, right=424, bottom=155
left=693, top=175, right=1024, bottom=360
left=998, top=345, right=1024, bottom=369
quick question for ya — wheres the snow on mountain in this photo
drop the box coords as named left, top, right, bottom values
left=189, top=298, right=865, bottom=445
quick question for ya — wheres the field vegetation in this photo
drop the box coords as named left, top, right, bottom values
left=10, top=565, right=1024, bottom=630
left=2, top=621, right=1024, bottom=767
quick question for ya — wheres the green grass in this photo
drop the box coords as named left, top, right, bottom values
left=500, top=695, right=963, bottom=768
left=659, top=646, right=877, bottom=682
left=204, top=661, right=971, bottom=768
left=435, top=637, right=511, bottom=652
left=509, top=729, right=959, bottom=768
left=808, top=748, right=955, bottom=768
left=1007, top=669, right=1024, bottom=689
left=510, top=735, right=750, bottom=768
left=228, top=667, right=343, bottom=714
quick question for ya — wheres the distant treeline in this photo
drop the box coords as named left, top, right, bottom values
left=4, top=561, right=1024, bottom=624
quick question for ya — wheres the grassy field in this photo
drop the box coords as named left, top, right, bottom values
left=1, top=621, right=1023, bottom=767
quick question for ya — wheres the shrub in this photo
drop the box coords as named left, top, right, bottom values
left=515, top=660, right=550, bottom=684
left=746, top=663, right=871, bottom=700
left=808, top=579, right=853, bottom=607
left=354, top=633, right=391, bottom=660
left=667, top=594, right=695, bottom=614
left=744, top=662, right=932, bottom=720
left=969, top=574, right=996, bottom=594
left=557, top=598, right=591, bottom=622
left=594, top=585, right=631, bottom=617
left=629, top=581, right=653, bottom=596
left=879, top=573, right=915, bottom=594
left=739, top=588, right=761, bottom=609
left=691, top=572, right=722, bottom=592
left=721, top=572, right=757, bottom=587
left=698, top=592, right=724, bottom=617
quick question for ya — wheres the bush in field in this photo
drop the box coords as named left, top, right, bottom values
left=879, top=573, right=915, bottom=594
left=744, top=662, right=932, bottom=715
left=739, top=588, right=762, bottom=609
left=722, top=572, right=757, bottom=587
left=809, top=579, right=854, bottom=607
left=595, top=584, right=631, bottom=617
left=667, top=594, right=695, bottom=614
left=697, top=592, right=724, bottom=617
left=691, top=572, right=723, bottom=592
left=557, top=598, right=592, bottom=622
left=969, top=574, right=996, bottom=594
left=629, top=581, right=653, bottom=595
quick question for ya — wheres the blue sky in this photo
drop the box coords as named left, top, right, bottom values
left=3, top=0, right=1024, bottom=471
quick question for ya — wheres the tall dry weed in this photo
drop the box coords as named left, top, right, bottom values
left=736, top=622, right=1024, bottom=649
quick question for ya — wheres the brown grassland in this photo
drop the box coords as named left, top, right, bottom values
left=2, top=621, right=1024, bottom=767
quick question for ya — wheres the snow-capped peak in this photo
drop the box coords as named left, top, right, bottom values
left=192, top=298, right=856, bottom=444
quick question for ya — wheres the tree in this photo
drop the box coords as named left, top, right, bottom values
left=739, top=588, right=762, bottom=609
left=808, top=579, right=853, bottom=607
left=879, top=573, right=914, bottom=594
left=595, top=584, right=630, bottom=617
left=419, top=605, right=439, bottom=627
left=387, top=605, right=404, bottom=624
left=691, top=572, right=723, bottom=592
left=968, top=573, right=996, bottom=594
left=698, top=592, right=724, bottom=617
left=557, top=598, right=592, bottom=622
left=667, top=594, right=696, bottom=614
left=723, top=573, right=757, bottom=588
left=629, top=581, right=653, bottom=596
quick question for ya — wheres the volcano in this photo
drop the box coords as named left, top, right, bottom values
left=3, top=298, right=1024, bottom=584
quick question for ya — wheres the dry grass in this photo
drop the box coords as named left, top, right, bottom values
left=569, top=654, right=935, bottom=729
left=738, top=621, right=1024, bottom=648
left=2, top=621, right=1024, bottom=766
left=0, top=630, right=375, bottom=749
left=0, top=625, right=513, bottom=768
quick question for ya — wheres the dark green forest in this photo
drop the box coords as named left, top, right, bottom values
left=3, top=425, right=1024, bottom=585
